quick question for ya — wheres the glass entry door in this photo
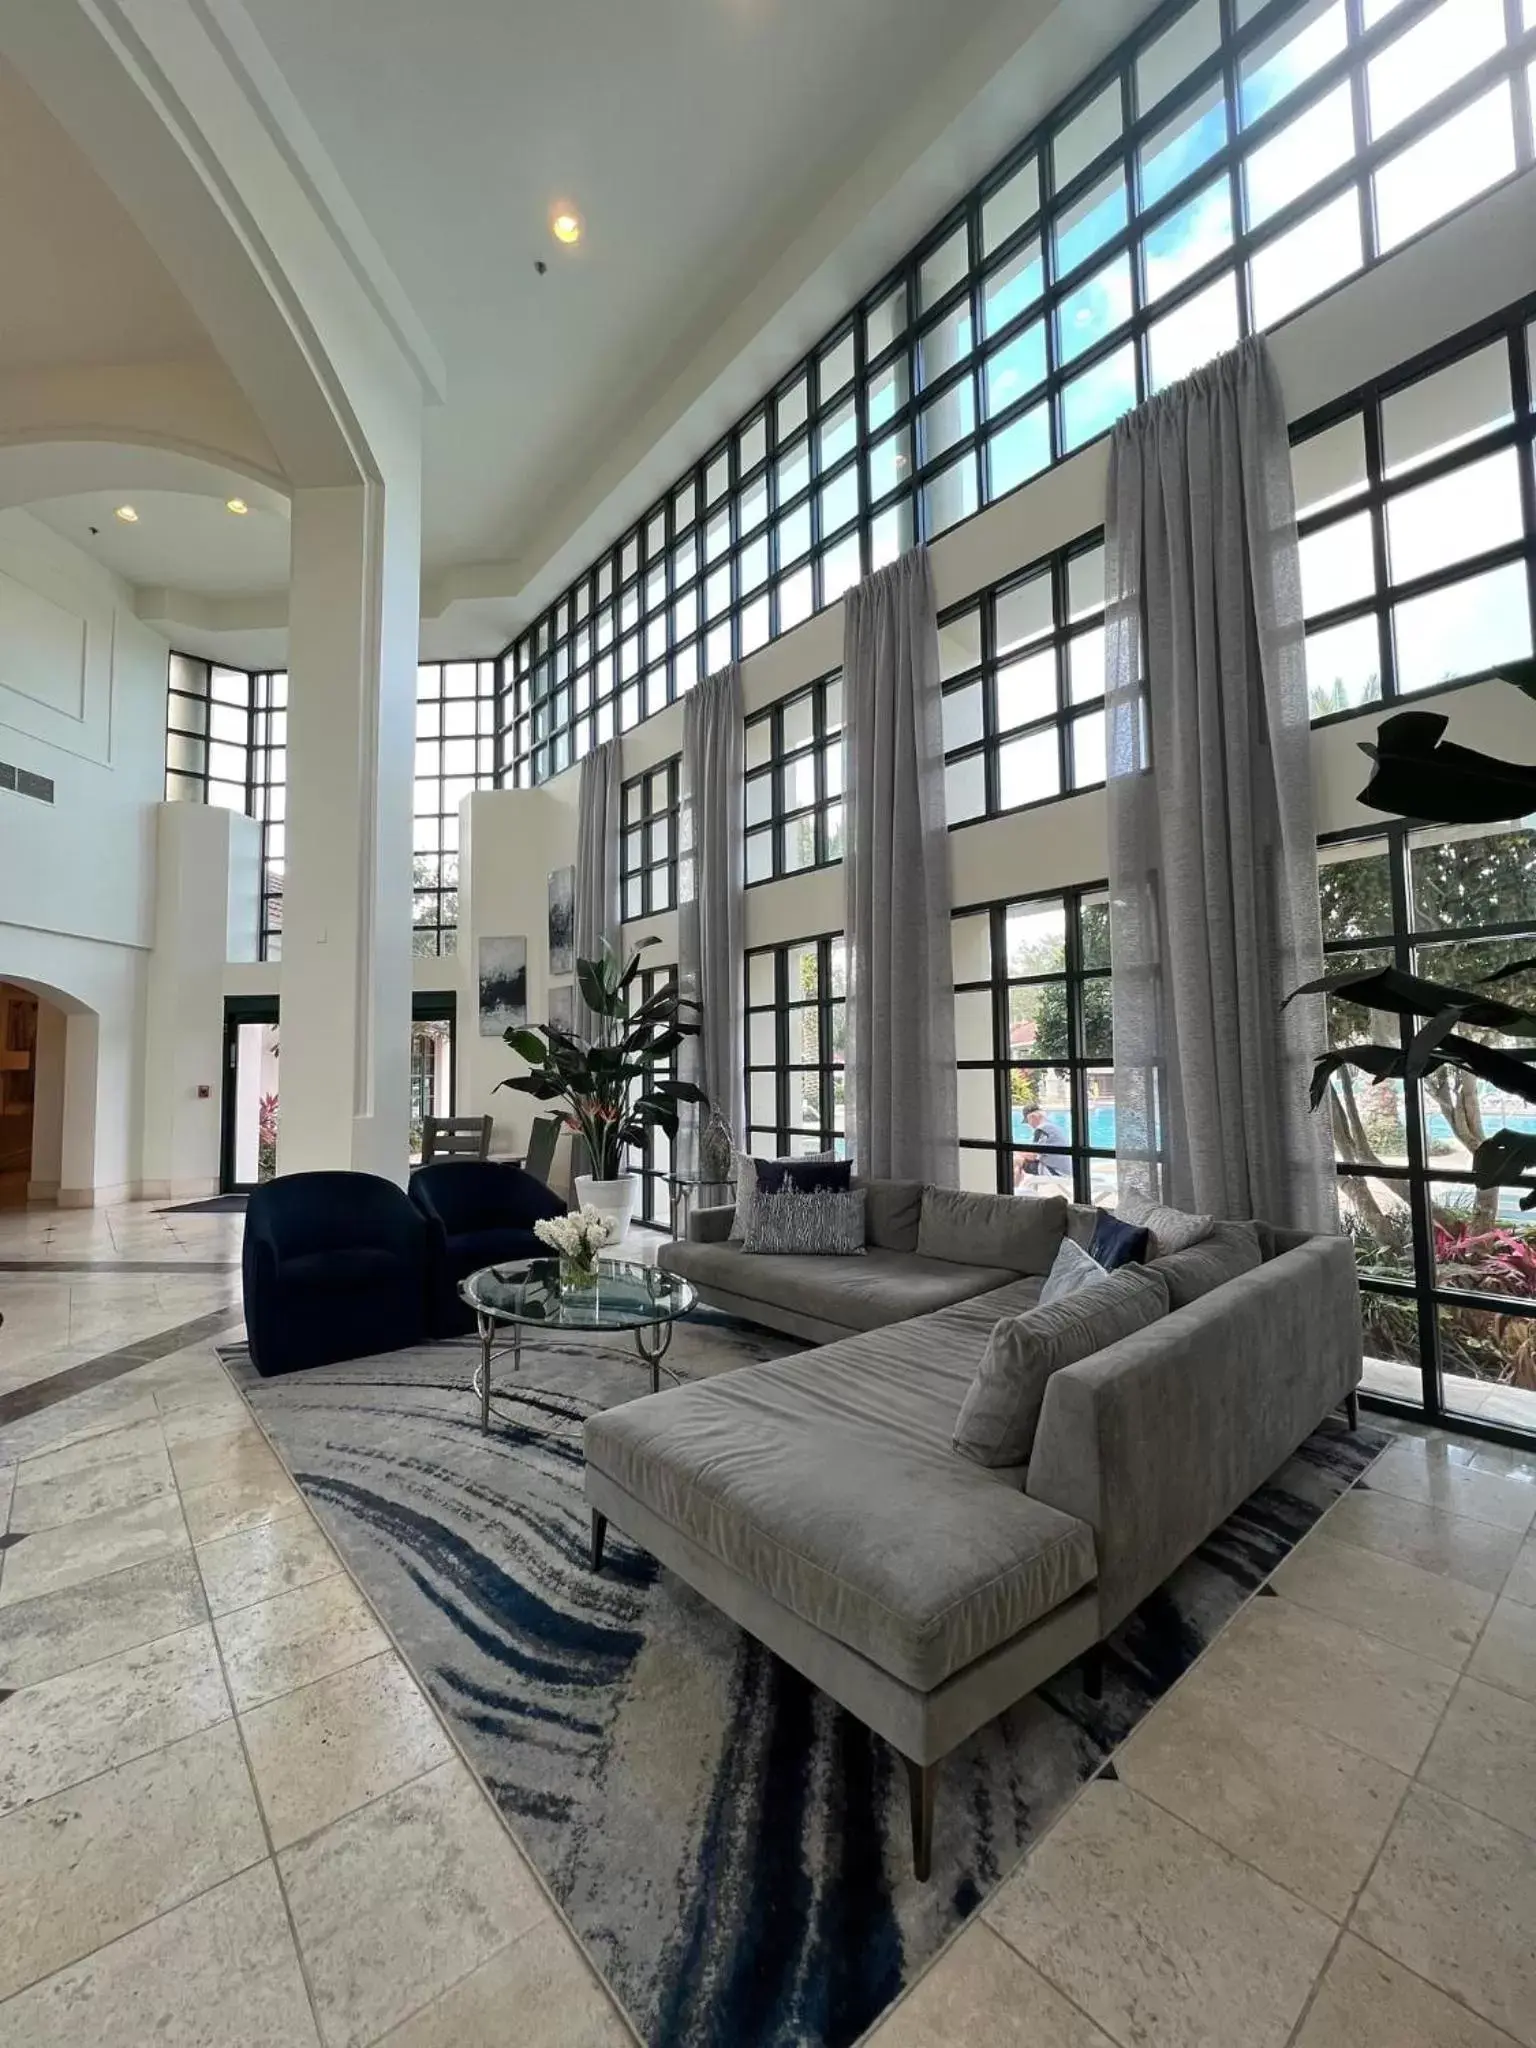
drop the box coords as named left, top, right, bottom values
left=221, top=999, right=280, bottom=1192
left=410, top=995, right=456, bottom=1165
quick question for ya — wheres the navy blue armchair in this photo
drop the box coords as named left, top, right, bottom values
left=242, top=1171, right=429, bottom=1377
left=410, top=1160, right=568, bottom=1336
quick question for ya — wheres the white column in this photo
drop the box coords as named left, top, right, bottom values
left=278, top=456, right=421, bottom=1183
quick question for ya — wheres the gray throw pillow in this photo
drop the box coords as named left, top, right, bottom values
left=741, top=1187, right=867, bottom=1256
left=730, top=1151, right=837, bottom=1240
left=1038, top=1235, right=1112, bottom=1305
left=1152, top=1219, right=1262, bottom=1309
left=1117, top=1191, right=1215, bottom=1258
left=916, top=1186, right=1067, bottom=1275
left=853, top=1177, right=926, bottom=1253
left=952, top=1267, right=1170, bottom=1469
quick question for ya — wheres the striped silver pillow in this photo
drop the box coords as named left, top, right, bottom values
left=740, top=1187, right=867, bottom=1256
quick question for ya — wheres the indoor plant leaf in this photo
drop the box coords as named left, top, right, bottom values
left=1472, top=1127, right=1536, bottom=1188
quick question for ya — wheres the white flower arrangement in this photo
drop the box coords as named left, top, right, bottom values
left=533, top=1205, right=619, bottom=1265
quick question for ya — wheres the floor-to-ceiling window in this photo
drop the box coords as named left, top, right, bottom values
left=1320, top=822, right=1536, bottom=1436
left=744, top=934, right=847, bottom=1158
left=953, top=884, right=1116, bottom=1203
left=620, top=759, right=680, bottom=921
left=628, top=961, right=677, bottom=1226
left=504, top=0, right=1536, bottom=788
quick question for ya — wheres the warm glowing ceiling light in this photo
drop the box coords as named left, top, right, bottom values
left=550, top=207, right=582, bottom=246
left=114, top=504, right=139, bottom=523
left=226, top=498, right=249, bottom=515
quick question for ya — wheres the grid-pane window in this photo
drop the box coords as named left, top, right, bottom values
left=508, top=0, right=1536, bottom=785
left=744, top=935, right=847, bottom=1157
left=1294, top=293, right=1536, bottom=719
left=621, top=759, right=680, bottom=920
left=628, top=962, right=677, bottom=1226
left=953, top=884, right=1115, bottom=1204
left=413, top=661, right=499, bottom=956
left=940, top=536, right=1106, bottom=823
left=164, top=656, right=251, bottom=813
left=1320, top=822, right=1536, bottom=1440
left=252, top=671, right=287, bottom=961
left=744, top=671, right=844, bottom=882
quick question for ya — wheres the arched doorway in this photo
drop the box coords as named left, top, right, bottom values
left=0, top=976, right=96, bottom=1207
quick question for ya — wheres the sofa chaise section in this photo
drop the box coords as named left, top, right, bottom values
left=586, top=1228, right=1363, bottom=1877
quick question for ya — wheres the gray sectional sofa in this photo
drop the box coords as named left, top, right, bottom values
left=583, top=1180, right=1362, bottom=1877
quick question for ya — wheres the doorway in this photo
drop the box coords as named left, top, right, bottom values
left=221, top=997, right=280, bottom=1192
left=410, top=994, right=457, bottom=1164
left=0, top=984, right=38, bottom=1208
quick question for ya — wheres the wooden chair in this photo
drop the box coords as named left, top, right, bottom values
left=421, top=1114, right=492, bottom=1163
left=522, top=1114, right=562, bottom=1186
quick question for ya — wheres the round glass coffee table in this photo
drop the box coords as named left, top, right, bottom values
left=460, top=1257, right=698, bottom=1435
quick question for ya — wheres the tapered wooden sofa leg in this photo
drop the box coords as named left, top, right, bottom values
left=590, top=1510, right=608, bottom=1572
left=1345, top=1389, right=1361, bottom=1431
left=906, top=1757, right=935, bottom=1882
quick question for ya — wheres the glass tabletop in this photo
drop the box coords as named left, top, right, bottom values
left=460, top=1257, right=697, bottom=1332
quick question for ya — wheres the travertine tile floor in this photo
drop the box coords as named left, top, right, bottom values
left=3, top=1201, right=1536, bottom=2047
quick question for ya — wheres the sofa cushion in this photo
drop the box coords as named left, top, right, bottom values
left=1039, top=1236, right=1114, bottom=1304
left=1151, top=1219, right=1263, bottom=1309
left=658, top=1240, right=1017, bottom=1332
left=282, top=1248, right=404, bottom=1294
left=1065, top=1202, right=1100, bottom=1250
left=741, top=1187, right=866, bottom=1256
left=730, top=1151, right=837, bottom=1238
left=755, top=1157, right=852, bottom=1195
left=584, top=1309, right=1099, bottom=1691
left=1089, top=1209, right=1150, bottom=1270
left=442, top=1225, right=543, bottom=1270
left=854, top=1178, right=925, bottom=1253
left=916, top=1187, right=1067, bottom=1275
left=953, top=1267, right=1170, bottom=1470
left=1118, top=1192, right=1214, bottom=1258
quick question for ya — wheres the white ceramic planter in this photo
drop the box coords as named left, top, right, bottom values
left=574, top=1172, right=639, bottom=1244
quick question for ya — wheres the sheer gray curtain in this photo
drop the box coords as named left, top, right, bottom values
left=1105, top=336, right=1334, bottom=1231
left=679, top=663, right=745, bottom=1169
left=843, top=547, right=959, bottom=1186
left=574, top=737, right=622, bottom=1034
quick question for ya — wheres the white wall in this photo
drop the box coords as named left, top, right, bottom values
left=456, top=785, right=580, bottom=1170
left=141, top=802, right=260, bottom=1199
left=0, top=508, right=170, bottom=1201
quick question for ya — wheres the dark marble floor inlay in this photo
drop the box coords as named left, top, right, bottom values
left=0, top=1304, right=238, bottom=1426
left=0, top=1259, right=238, bottom=1273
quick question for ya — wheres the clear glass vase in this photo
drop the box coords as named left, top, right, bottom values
left=559, top=1253, right=599, bottom=1293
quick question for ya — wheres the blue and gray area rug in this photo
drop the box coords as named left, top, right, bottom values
left=222, top=1316, right=1387, bottom=2048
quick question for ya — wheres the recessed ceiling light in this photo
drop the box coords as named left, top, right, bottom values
left=226, top=498, right=249, bottom=516
left=550, top=207, right=582, bottom=246
left=114, top=504, right=139, bottom=524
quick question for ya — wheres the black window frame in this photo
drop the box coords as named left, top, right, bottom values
left=940, top=531, right=1108, bottom=826
left=1320, top=817, right=1536, bottom=1445
left=620, top=757, right=681, bottom=921
left=743, top=669, right=844, bottom=884
left=743, top=932, right=847, bottom=1158
left=953, top=881, right=1115, bottom=1202
left=1294, top=287, right=1536, bottom=726
left=504, top=0, right=1536, bottom=788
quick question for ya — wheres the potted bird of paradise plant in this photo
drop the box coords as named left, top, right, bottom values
left=497, top=937, right=707, bottom=1240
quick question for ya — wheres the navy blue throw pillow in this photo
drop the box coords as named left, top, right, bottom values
left=1089, top=1209, right=1150, bottom=1271
left=754, top=1156, right=852, bottom=1195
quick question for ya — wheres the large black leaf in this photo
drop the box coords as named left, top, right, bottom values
left=1307, top=1045, right=1407, bottom=1111
left=1286, top=962, right=1536, bottom=1030
left=1357, top=708, right=1536, bottom=825
left=1472, top=1127, right=1536, bottom=1188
